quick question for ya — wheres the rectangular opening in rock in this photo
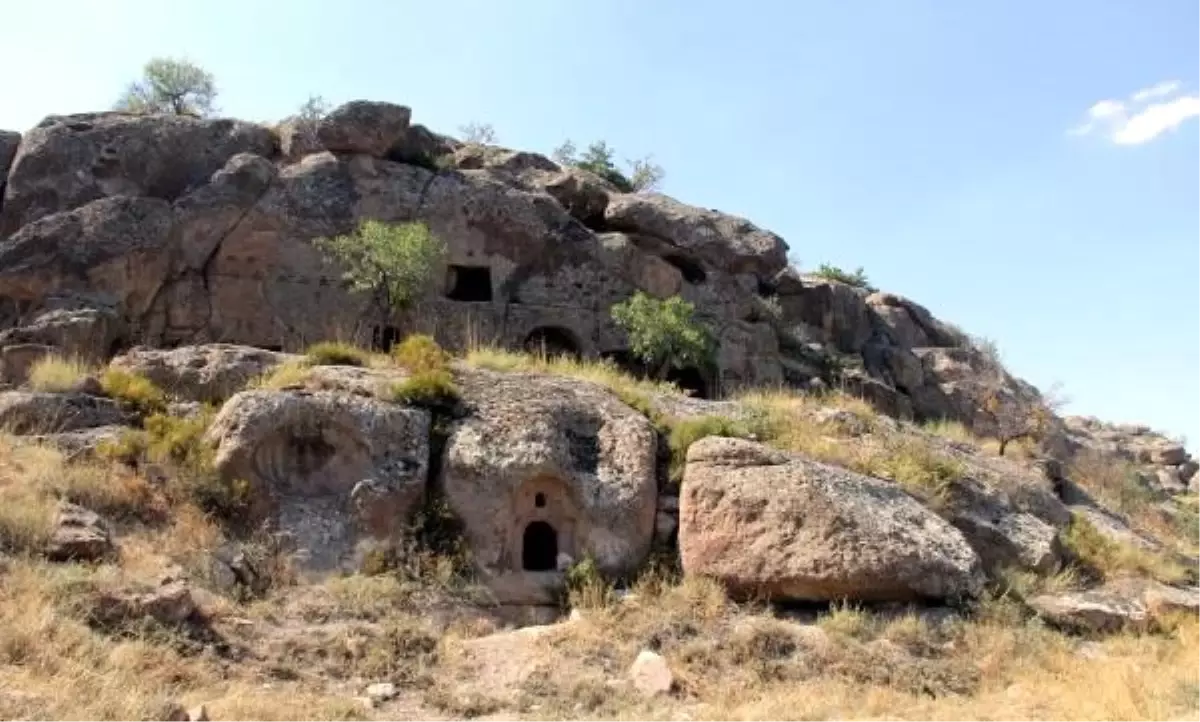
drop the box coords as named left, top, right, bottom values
left=446, top=265, right=494, bottom=302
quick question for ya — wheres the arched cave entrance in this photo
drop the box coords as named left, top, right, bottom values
left=522, top=521, right=559, bottom=571
left=446, top=265, right=494, bottom=302
left=524, top=326, right=581, bottom=359
left=662, top=254, right=707, bottom=284
left=666, top=366, right=711, bottom=399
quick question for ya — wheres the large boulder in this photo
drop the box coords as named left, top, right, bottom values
left=0, top=197, right=174, bottom=315
left=775, top=271, right=874, bottom=354
left=0, top=391, right=128, bottom=434
left=441, top=369, right=658, bottom=580
left=679, top=437, right=984, bottom=602
left=0, top=112, right=275, bottom=235
left=110, top=344, right=290, bottom=403
left=317, top=101, right=412, bottom=157
left=206, top=386, right=431, bottom=573
left=604, top=193, right=789, bottom=280
left=866, top=292, right=965, bottom=350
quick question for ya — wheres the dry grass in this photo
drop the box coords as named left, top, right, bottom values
left=464, top=346, right=677, bottom=417
left=252, top=358, right=315, bottom=389
left=922, top=418, right=979, bottom=446
left=100, top=367, right=168, bottom=415
left=1060, top=513, right=1191, bottom=585
left=26, top=355, right=95, bottom=392
left=305, top=340, right=370, bottom=367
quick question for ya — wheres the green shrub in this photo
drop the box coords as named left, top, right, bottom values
left=143, top=409, right=217, bottom=472
left=565, top=555, right=614, bottom=610
left=668, top=415, right=751, bottom=485
left=313, top=220, right=447, bottom=315
left=305, top=341, right=369, bottom=367
left=389, top=370, right=459, bottom=407
left=611, top=292, right=715, bottom=382
left=813, top=263, right=876, bottom=291
left=392, top=334, right=449, bottom=373
left=100, top=368, right=167, bottom=415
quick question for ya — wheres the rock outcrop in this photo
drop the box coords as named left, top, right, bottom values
left=442, top=369, right=658, bottom=581
left=206, top=384, right=431, bottom=573
left=0, top=100, right=1056, bottom=433
left=111, top=344, right=289, bottom=403
left=46, top=502, right=114, bottom=562
left=1029, top=577, right=1200, bottom=633
left=679, top=436, right=985, bottom=603
left=0, top=390, right=128, bottom=434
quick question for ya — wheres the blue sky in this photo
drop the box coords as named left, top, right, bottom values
left=4, top=0, right=1198, bottom=444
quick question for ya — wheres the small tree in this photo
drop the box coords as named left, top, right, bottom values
left=976, top=342, right=1068, bottom=456
left=115, top=57, right=217, bottom=117
left=813, top=263, right=875, bottom=291
left=459, top=122, right=497, bottom=144
left=314, top=220, right=447, bottom=321
left=628, top=156, right=665, bottom=192
left=552, top=139, right=666, bottom=193
left=611, top=292, right=715, bottom=380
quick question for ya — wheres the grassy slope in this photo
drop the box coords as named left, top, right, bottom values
left=0, top=347, right=1196, bottom=720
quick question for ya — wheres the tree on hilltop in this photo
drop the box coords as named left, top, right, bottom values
left=114, top=57, right=218, bottom=117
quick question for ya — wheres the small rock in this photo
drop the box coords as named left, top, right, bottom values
left=629, top=649, right=673, bottom=697
left=69, top=375, right=104, bottom=395
left=159, top=702, right=190, bottom=721
left=141, top=581, right=198, bottom=624
left=1155, top=467, right=1185, bottom=492
left=188, top=704, right=209, bottom=722
left=46, top=503, right=113, bottom=562
left=365, top=682, right=398, bottom=703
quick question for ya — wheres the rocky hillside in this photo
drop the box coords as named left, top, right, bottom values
left=0, top=102, right=1196, bottom=720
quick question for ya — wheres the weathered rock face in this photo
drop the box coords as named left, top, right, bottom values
left=206, top=386, right=431, bottom=573
left=46, top=502, right=114, bottom=562
left=0, top=99, right=1184, bottom=447
left=604, top=193, right=789, bottom=281
left=317, top=101, right=411, bottom=157
left=1029, top=577, right=1199, bottom=633
left=0, top=130, right=19, bottom=195
left=0, top=390, right=128, bottom=434
left=111, top=344, right=289, bottom=403
left=0, top=302, right=125, bottom=362
left=679, top=436, right=985, bottom=603
left=0, top=112, right=275, bottom=235
left=441, top=368, right=658, bottom=580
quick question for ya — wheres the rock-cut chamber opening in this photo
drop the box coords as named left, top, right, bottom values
left=522, top=520, right=559, bottom=571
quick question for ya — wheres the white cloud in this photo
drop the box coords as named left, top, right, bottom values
left=1069, top=80, right=1200, bottom=145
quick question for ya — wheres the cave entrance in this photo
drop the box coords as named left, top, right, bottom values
left=521, top=521, right=559, bottom=572
left=372, top=325, right=401, bottom=352
left=662, top=254, right=707, bottom=284
left=524, top=327, right=581, bottom=359
left=666, top=366, right=710, bottom=399
left=446, top=265, right=494, bottom=302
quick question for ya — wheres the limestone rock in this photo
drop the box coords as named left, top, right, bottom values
left=365, top=682, right=398, bottom=704
left=604, top=193, right=789, bottom=280
left=46, top=503, right=113, bottom=562
left=679, top=437, right=984, bottom=602
left=206, top=386, right=431, bottom=573
left=0, top=111, right=275, bottom=235
left=92, top=581, right=198, bottom=626
left=317, top=101, right=411, bottom=157
left=628, top=649, right=674, bottom=697
left=0, top=303, right=125, bottom=362
left=1030, top=578, right=1199, bottom=633
left=0, top=196, right=174, bottom=315
left=0, top=391, right=128, bottom=434
left=441, top=369, right=658, bottom=580
left=110, top=344, right=291, bottom=403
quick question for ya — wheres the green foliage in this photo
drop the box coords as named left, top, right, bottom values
left=143, top=409, right=216, bottom=472
left=99, top=368, right=167, bottom=416
left=314, top=220, right=447, bottom=314
left=813, top=263, right=875, bottom=291
left=564, top=555, right=615, bottom=610
left=458, top=122, right=497, bottom=144
left=389, top=370, right=459, bottom=408
left=392, top=334, right=449, bottom=373
left=305, top=341, right=369, bottom=367
left=668, top=415, right=752, bottom=485
left=552, top=139, right=664, bottom=192
left=114, top=57, right=217, bottom=116
left=611, top=292, right=715, bottom=381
